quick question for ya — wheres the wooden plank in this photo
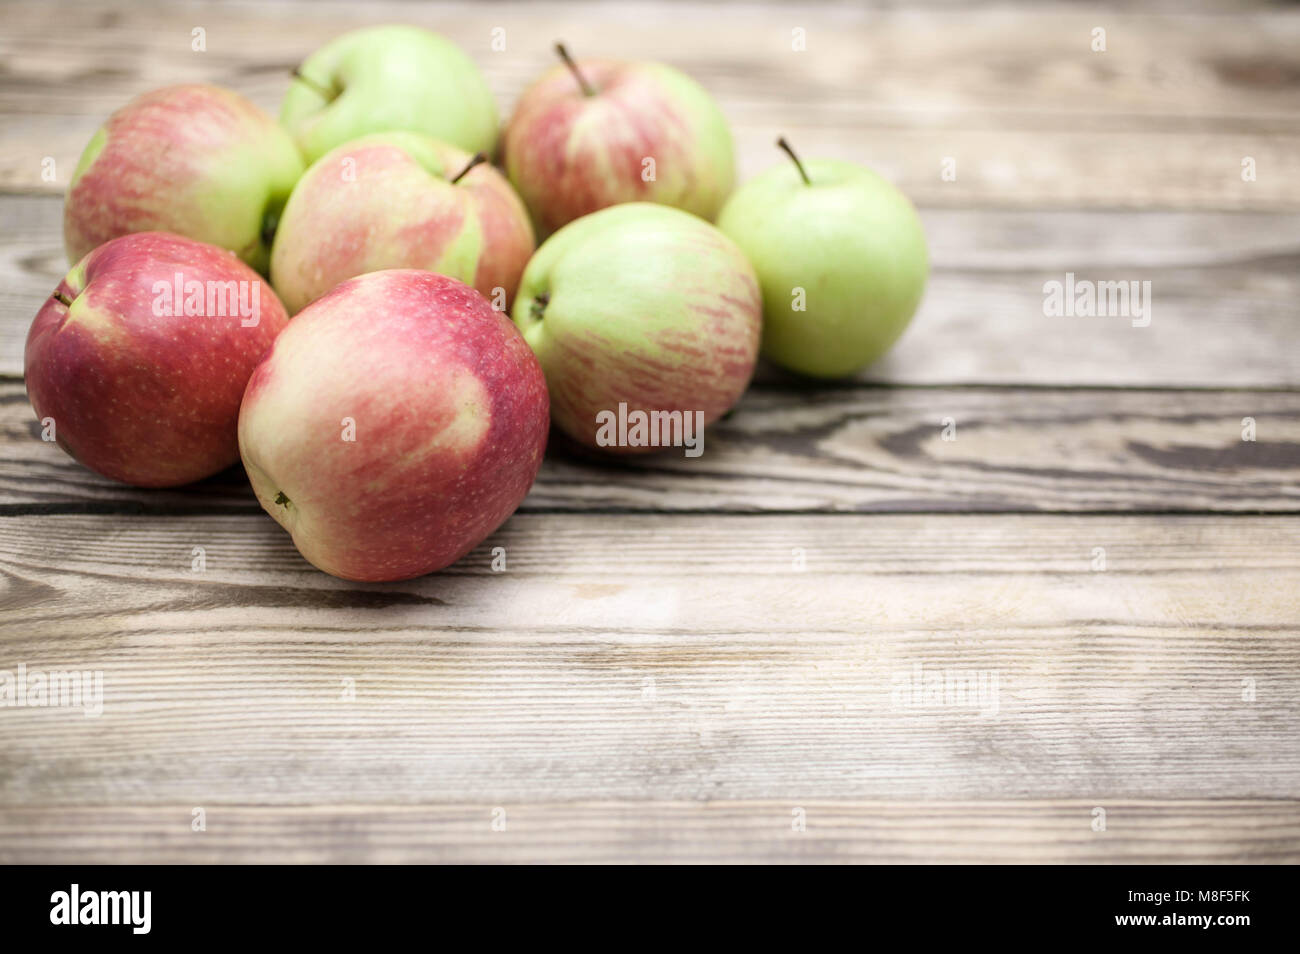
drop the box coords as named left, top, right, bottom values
left=2, top=800, right=1296, bottom=863
left=3, top=379, right=1297, bottom=513
left=1, top=513, right=1297, bottom=805
left=4, top=195, right=1299, bottom=386
left=0, top=2, right=1297, bottom=209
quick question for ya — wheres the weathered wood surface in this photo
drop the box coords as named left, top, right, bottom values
left=2, top=514, right=1298, bottom=810
left=3, top=801, right=1296, bottom=864
left=4, top=196, right=1299, bottom=387
left=3, top=378, right=1298, bottom=513
left=1, top=0, right=1298, bottom=864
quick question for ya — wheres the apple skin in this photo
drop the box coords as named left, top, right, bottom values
left=270, top=133, right=534, bottom=315
left=25, top=232, right=290, bottom=487
left=511, top=203, right=760, bottom=451
left=238, top=270, right=549, bottom=582
left=281, top=25, right=499, bottom=166
left=64, top=84, right=304, bottom=275
left=716, top=158, right=928, bottom=379
left=502, top=59, right=734, bottom=236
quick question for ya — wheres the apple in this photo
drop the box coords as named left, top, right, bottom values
left=716, top=139, right=928, bottom=378
left=238, top=269, right=549, bottom=581
left=64, top=84, right=304, bottom=274
left=25, top=232, right=290, bottom=487
left=511, top=203, right=760, bottom=452
left=502, top=44, right=734, bottom=236
left=270, top=133, right=534, bottom=315
left=281, top=25, right=499, bottom=166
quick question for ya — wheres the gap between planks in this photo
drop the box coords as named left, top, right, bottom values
left=3, top=381, right=1297, bottom=513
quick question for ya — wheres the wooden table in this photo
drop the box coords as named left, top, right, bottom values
left=1, top=0, right=1298, bottom=863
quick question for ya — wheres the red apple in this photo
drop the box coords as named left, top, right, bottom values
left=25, top=231, right=290, bottom=487
left=270, top=132, right=534, bottom=314
left=64, top=84, right=304, bottom=274
left=238, top=270, right=549, bottom=581
left=502, top=45, right=735, bottom=236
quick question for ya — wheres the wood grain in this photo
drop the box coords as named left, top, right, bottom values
left=3, top=195, right=1299, bottom=387
left=2, top=801, right=1296, bottom=864
left=1, top=513, right=1297, bottom=809
left=1, top=0, right=1297, bottom=865
left=2, top=2, right=1298, bottom=210
left=3, top=379, right=1297, bottom=513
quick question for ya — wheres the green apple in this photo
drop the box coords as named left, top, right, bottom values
left=282, top=25, right=499, bottom=165
left=716, top=139, right=928, bottom=378
left=511, top=203, right=761, bottom=452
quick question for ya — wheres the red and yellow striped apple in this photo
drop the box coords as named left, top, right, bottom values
left=64, top=85, right=304, bottom=274
left=25, top=232, right=289, bottom=487
left=502, top=45, right=735, bottom=237
left=269, top=133, right=534, bottom=315
left=238, top=270, right=549, bottom=581
left=511, top=203, right=760, bottom=452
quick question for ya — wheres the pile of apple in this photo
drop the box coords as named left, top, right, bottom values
left=25, top=26, right=928, bottom=582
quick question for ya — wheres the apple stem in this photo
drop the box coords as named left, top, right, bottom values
left=290, top=68, right=335, bottom=102
left=530, top=293, right=550, bottom=321
left=450, top=152, right=489, bottom=185
left=554, top=42, right=595, bottom=97
left=52, top=291, right=73, bottom=307
left=776, top=136, right=811, bottom=186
